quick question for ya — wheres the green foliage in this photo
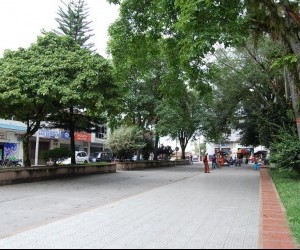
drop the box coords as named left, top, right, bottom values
left=55, top=0, right=94, bottom=50
left=108, top=16, right=164, bottom=129
left=156, top=90, right=205, bottom=158
left=270, top=129, right=300, bottom=172
left=141, top=131, right=155, bottom=160
left=108, top=126, right=147, bottom=161
left=0, top=32, right=116, bottom=166
left=201, top=38, right=296, bottom=147
left=271, top=54, right=298, bottom=70
left=107, top=0, right=300, bottom=151
left=42, top=148, right=72, bottom=166
left=157, top=145, right=174, bottom=160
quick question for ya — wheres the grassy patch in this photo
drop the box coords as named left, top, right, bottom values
left=270, top=168, right=300, bottom=244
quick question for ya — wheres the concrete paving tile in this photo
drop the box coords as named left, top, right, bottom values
left=0, top=165, right=260, bottom=249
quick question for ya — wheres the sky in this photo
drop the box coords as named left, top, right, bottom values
left=0, top=0, right=197, bottom=153
left=0, top=0, right=119, bottom=57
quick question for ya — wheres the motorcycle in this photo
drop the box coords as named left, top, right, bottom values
left=0, top=159, right=23, bottom=168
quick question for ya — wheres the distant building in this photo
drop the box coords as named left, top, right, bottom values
left=206, top=131, right=268, bottom=159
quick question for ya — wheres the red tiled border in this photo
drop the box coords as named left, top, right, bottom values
left=260, top=168, right=299, bottom=249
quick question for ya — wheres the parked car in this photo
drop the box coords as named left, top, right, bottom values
left=132, top=155, right=144, bottom=161
left=60, top=151, right=89, bottom=165
left=193, top=156, right=199, bottom=162
left=89, top=152, right=113, bottom=163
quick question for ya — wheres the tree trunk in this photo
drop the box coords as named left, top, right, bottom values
left=153, top=134, right=159, bottom=161
left=23, top=121, right=40, bottom=167
left=70, top=107, right=76, bottom=165
left=284, top=66, right=300, bottom=140
left=180, top=139, right=186, bottom=159
left=137, top=150, right=141, bottom=161
left=23, top=136, right=31, bottom=167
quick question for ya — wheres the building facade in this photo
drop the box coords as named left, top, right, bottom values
left=0, top=119, right=27, bottom=162
left=206, top=131, right=268, bottom=160
left=29, top=126, right=109, bottom=165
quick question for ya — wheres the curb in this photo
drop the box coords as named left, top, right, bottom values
left=260, top=168, right=298, bottom=249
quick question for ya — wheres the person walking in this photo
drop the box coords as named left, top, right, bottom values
left=190, top=154, right=194, bottom=165
left=212, top=154, right=218, bottom=169
left=203, top=153, right=210, bottom=173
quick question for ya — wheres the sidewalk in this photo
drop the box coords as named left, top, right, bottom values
left=0, top=166, right=260, bottom=249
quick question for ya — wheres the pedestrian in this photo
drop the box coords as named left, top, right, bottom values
left=219, top=155, right=225, bottom=168
left=212, top=154, right=218, bottom=169
left=190, top=154, right=193, bottom=165
left=203, top=153, right=210, bottom=173
left=237, top=156, right=242, bottom=167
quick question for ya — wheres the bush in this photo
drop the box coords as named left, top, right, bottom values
left=42, top=148, right=72, bottom=166
left=270, top=129, right=300, bottom=173
left=141, top=131, right=154, bottom=160
left=157, top=145, right=174, bottom=160
left=108, top=126, right=146, bottom=161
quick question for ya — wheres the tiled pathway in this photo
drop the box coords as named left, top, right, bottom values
left=0, top=166, right=260, bottom=249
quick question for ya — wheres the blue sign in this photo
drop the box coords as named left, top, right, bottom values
left=61, top=131, right=70, bottom=140
left=39, top=129, right=60, bottom=139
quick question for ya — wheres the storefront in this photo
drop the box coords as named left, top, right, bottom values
left=30, top=129, right=61, bottom=165
left=0, top=119, right=27, bottom=161
left=30, top=128, right=108, bottom=165
left=74, top=132, right=92, bottom=154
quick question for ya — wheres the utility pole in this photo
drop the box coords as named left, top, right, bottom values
left=34, top=130, right=40, bottom=166
left=199, top=135, right=201, bottom=162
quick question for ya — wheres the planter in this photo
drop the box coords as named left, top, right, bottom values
left=116, top=160, right=190, bottom=171
left=0, top=164, right=116, bottom=186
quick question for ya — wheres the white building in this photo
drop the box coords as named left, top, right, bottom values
left=206, top=130, right=268, bottom=158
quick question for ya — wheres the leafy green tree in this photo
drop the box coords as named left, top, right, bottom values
left=55, top=0, right=94, bottom=50
left=156, top=90, right=205, bottom=159
left=0, top=47, right=55, bottom=167
left=108, top=126, right=146, bottom=161
left=0, top=32, right=115, bottom=167
left=40, top=32, right=116, bottom=165
left=108, top=12, right=169, bottom=161
left=55, top=0, right=102, bottom=164
left=108, top=1, right=212, bottom=161
left=203, top=39, right=295, bottom=148
left=107, top=0, right=300, bottom=139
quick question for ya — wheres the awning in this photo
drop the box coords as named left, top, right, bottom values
left=238, top=148, right=250, bottom=154
left=0, top=119, right=27, bottom=132
left=254, top=150, right=267, bottom=155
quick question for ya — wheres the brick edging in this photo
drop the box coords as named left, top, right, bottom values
left=260, top=168, right=298, bottom=249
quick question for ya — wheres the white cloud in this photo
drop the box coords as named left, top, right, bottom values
left=0, top=0, right=119, bottom=57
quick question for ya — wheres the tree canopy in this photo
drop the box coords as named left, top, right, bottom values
left=0, top=32, right=115, bottom=166
left=56, top=0, right=95, bottom=50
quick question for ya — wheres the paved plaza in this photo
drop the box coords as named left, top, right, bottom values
left=0, top=164, right=260, bottom=249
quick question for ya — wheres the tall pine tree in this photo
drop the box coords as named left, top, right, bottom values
left=56, top=0, right=95, bottom=50
left=53, top=0, right=109, bottom=165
